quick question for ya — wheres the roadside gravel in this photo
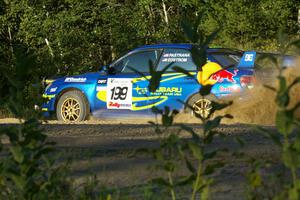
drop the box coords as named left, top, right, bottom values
left=0, top=118, right=280, bottom=199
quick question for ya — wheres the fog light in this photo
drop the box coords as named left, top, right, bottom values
left=34, top=105, right=40, bottom=110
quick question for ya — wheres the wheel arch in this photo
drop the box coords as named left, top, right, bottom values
left=184, top=92, right=218, bottom=110
left=54, top=87, right=90, bottom=112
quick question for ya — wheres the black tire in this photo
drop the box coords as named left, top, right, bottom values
left=56, top=90, right=89, bottom=122
left=185, top=94, right=216, bottom=119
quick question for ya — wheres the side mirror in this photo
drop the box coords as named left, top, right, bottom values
left=99, top=65, right=107, bottom=72
left=107, top=67, right=117, bottom=75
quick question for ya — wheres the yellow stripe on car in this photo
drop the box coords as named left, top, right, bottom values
left=42, top=94, right=55, bottom=99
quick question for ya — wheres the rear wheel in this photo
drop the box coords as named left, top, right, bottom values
left=56, top=90, right=89, bottom=122
left=186, top=94, right=214, bottom=119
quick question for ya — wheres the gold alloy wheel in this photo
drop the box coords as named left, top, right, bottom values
left=192, top=98, right=212, bottom=119
left=61, top=97, right=81, bottom=122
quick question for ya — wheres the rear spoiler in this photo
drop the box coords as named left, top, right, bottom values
left=237, top=51, right=256, bottom=68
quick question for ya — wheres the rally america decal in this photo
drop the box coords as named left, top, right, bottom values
left=64, top=77, right=87, bottom=83
left=107, top=78, right=132, bottom=109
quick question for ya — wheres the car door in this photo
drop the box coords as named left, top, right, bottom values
left=94, top=49, right=162, bottom=117
left=149, top=48, right=199, bottom=111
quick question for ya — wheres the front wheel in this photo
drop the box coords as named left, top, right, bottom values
left=56, top=90, right=89, bottom=122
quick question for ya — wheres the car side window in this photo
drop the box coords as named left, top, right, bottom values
left=156, top=48, right=196, bottom=72
left=210, top=53, right=241, bottom=68
left=111, top=50, right=161, bottom=73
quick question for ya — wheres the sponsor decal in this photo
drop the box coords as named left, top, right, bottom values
left=237, top=51, right=256, bottom=68
left=108, top=102, right=120, bottom=108
left=96, top=86, right=106, bottom=91
left=42, top=94, right=55, bottom=99
left=108, top=102, right=131, bottom=108
left=210, top=69, right=238, bottom=83
left=97, top=79, right=107, bottom=84
left=219, top=85, right=240, bottom=92
left=197, top=62, right=222, bottom=85
left=107, top=78, right=132, bottom=109
left=50, top=87, right=57, bottom=92
left=197, top=62, right=238, bottom=84
left=64, top=77, right=87, bottom=83
left=134, top=86, right=182, bottom=96
left=156, top=87, right=182, bottom=93
left=161, top=53, right=190, bottom=63
left=245, top=53, right=254, bottom=62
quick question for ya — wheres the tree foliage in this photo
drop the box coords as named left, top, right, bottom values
left=0, top=0, right=299, bottom=108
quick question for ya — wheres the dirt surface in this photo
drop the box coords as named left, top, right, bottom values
left=0, top=118, right=282, bottom=199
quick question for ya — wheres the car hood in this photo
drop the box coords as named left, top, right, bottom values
left=50, top=72, right=102, bottom=84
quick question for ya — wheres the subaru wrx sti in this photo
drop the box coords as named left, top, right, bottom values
left=42, top=44, right=256, bottom=122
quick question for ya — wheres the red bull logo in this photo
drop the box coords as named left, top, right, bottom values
left=210, top=69, right=238, bottom=83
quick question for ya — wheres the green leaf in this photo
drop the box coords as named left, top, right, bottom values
left=164, top=162, right=175, bottom=172
left=175, top=174, right=195, bottom=186
left=278, top=76, right=287, bottom=93
left=180, top=124, right=200, bottom=142
left=151, top=178, right=170, bottom=187
left=154, top=150, right=164, bottom=161
left=288, top=77, right=300, bottom=91
left=203, top=151, right=216, bottom=160
left=162, top=115, right=173, bottom=127
left=172, top=66, right=196, bottom=80
left=282, top=146, right=294, bottom=168
left=191, top=46, right=207, bottom=71
left=276, top=110, right=294, bottom=135
left=9, top=146, right=24, bottom=163
left=293, top=134, right=300, bottom=152
left=234, top=136, right=245, bottom=147
left=203, top=28, right=220, bottom=47
left=256, top=53, right=278, bottom=69
left=10, top=174, right=26, bottom=190
left=203, top=130, right=216, bottom=144
left=211, top=101, right=233, bottom=112
left=255, top=126, right=282, bottom=147
left=188, top=142, right=203, bottom=161
left=264, top=84, right=276, bottom=92
left=248, top=171, right=262, bottom=188
left=276, top=92, right=290, bottom=108
left=203, top=162, right=224, bottom=175
left=288, top=187, right=299, bottom=200
left=199, top=85, right=212, bottom=96
left=184, top=157, right=196, bottom=174
left=287, top=39, right=300, bottom=51
left=206, top=115, right=232, bottom=131
left=181, top=18, right=199, bottom=43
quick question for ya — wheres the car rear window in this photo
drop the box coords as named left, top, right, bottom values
left=210, top=53, right=241, bottom=68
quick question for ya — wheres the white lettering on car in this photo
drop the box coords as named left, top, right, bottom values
left=64, top=77, right=87, bottom=83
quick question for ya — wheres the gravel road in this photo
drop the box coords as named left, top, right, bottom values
left=0, top=118, right=281, bottom=199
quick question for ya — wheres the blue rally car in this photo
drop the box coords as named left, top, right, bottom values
left=42, top=44, right=257, bottom=122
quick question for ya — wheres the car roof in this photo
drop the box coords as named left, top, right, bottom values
left=134, top=43, right=193, bottom=50
left=134, top=44, right=243, bottom=55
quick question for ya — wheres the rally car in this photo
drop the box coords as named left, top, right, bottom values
left=42, top=44, right=256, bottom=122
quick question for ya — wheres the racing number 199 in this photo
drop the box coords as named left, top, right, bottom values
left=111, top=87, right=128, bottom=100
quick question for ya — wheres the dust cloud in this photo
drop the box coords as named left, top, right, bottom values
left=221, top=57, right=300, bottom=125
left=176, top=57, right=300, bottom=125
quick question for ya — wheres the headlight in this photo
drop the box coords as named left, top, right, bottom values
left=45, top=83, right=52, bottom=92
